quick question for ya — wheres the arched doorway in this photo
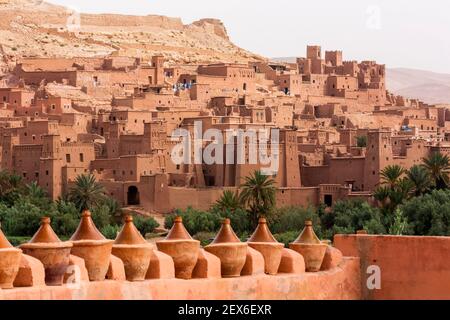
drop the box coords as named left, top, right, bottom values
left=127, top=186, right=140, bottom=206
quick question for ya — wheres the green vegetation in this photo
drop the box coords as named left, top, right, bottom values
left=133, top=215, right=159, bottom=236
left=164, top=162, right=450, bottom=244
left=400, top=190, right=450, bottom=236
left=3, top=152, right=450, bottom=246
left=68, top=174, right=107, bottom=212
left=423, top=152, right=450, bottom=189
left=165, top=207, right=221, bottom=236
left=0, top=172, right=159, bottom=241
left=239, top=170, right=277, bottom=228
left=356, top=136, right=368, bottom=148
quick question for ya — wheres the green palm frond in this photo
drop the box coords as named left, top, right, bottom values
left=68, top=174, right=105, bottom=212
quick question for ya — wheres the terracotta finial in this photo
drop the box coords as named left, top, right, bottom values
left=293, top=220, right=321, bottom=245
left=211, top=218, right=241, bottom=244
left=248, top=217, right=278, bottom=243
left=357, top=230, right=368, bottom=235
left=0, top=222, right=13, bottom=248
left=165, top=216, right=193, bottom=240
left=114, top=215, right=147, bottom=245
left=70, top=210, right=106, bottom=241
left=29, top=217, right=61, bottom=243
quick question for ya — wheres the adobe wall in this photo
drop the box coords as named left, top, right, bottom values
left=168, top=187, right=230, bottom=211
left=334, top=235, right=450, bottom=300
left=167, top=187, right=320, bottom=212
left=80, top=14, right=184, bottom=30
left=0, top=257, right=361, bottom=300
left=276, top=188, right=319, bottom=207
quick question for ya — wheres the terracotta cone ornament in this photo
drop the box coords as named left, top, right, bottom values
left=289, top=220, right=327, bottom=272
left=20, top=217, right=73, bottom=286
left=248, top=218, right=284, bottom=275
left=112, top=215, right=153, bottom=281
left=205, top=219, right=247, bottom=278
left=156, top=217, right=200, bottom=279
left=70, top=210, right=113, bottom=281
left=0, top=222, right=22, bottom=289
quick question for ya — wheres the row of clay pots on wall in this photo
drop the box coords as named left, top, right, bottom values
left=156, top=216, right=328, bottom=279
left=0, top=210, right=154, bottom=288
left=0, top=211, right=329, bottom=288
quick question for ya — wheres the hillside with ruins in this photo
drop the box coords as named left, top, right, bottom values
left=0, top=0, right=262, bottom=74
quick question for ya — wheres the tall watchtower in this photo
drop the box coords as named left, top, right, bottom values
left=307, top=45, right=322, bottom=59
left=151, top=55, right=165, bottom=86
left=364, top=129, right=393, bottom=191
left=40, top=134, right=63, bottom=200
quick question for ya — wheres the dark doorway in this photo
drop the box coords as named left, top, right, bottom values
left=284, top=87, right=289, bottom=95
left=324, top=194, right=333, bottom=207
left=127, top=186, right=140, bottom=206
left=205, top=176, right=215, bottom=187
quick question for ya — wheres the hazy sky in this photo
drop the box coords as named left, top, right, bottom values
left=46, top=0, right=450, bottom=73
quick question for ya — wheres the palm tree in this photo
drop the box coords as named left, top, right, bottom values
left=391, top=178, right=414, bottom=204
left=102, top=197, right=123, bottom=223
left=375, top=173, right=413, bottom=212
left=68, top=174, right=105, bottom=212
left=214, top=190, right=241, bottom=213
left=240, top=170, right=276, bottom=227
left=25, top=181, right=51, bottom=210
left=406, top=165, right=432, bottom=196
left=380, top=165, right=405, bottom=189
left=26, top=181, right=47, bottom=199
left=0, top=170, right=24, bottom=204
left=423, top=152, right=450, bottom=189
left=0, top=170, right=20, bottom=192
left=373, top=185, right=391, bottom=209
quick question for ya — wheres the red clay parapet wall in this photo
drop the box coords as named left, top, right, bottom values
left=0, top=215, right=363, bottom=300
left=334, top=235, right=450, bottom=300
left=0, top=256, right=360, bottom=300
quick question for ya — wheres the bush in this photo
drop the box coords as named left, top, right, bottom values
left=164, top=207, right=221, bottom=235
left=273, top=231, right=297, bottom=247
left=193, top=232, right=216, bottom=247
left=101, top=224, right=121, bottom=240
left=356, top=136, right=368, bottom=148
left=400, top=190, right=450, bottom=236
left=210, top=207, right=252, bottom=234
left=239, top=231, right=251, bottom=242
left=1, top=201, right=43, bottom=237
left=91, top=204, right=116, bottom=230
left=50, top=200, right=80, bottom=237
left=388, top=208, right=410, bottom=235
left=331, top=199, right=386, bottom=235
left=133, top=215, right=159, bottom=237
left=51, top=213, right=79, bottom=237
left=270, top=206, right=320, bottom=234
left=6, top=236, right=31, bottom=247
